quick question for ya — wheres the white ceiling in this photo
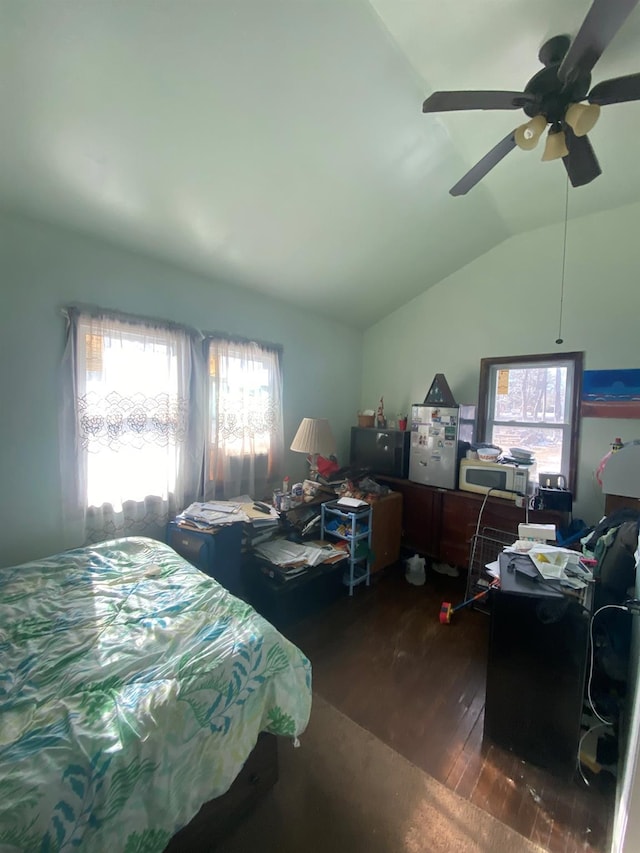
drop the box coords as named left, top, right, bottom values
left=1, top=0, right=639, bottom=328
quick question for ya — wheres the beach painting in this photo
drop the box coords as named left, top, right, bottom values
left=581, top=369, right=640, bottom=418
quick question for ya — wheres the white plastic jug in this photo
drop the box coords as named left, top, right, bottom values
left=405, top=553, right=426, bottom=586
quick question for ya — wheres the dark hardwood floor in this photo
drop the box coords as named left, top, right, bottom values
left=284, top=564, right=615, bottom=853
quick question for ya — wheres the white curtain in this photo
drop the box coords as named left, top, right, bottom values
left=206, top=337, right=283, bottom=501
left=61, top=308, right=204, bottom=544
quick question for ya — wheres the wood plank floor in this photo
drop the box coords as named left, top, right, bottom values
left=285, top=564, right=615, bottom=853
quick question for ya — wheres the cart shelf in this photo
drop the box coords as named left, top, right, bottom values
left=321, top=500, right=372, bottom=596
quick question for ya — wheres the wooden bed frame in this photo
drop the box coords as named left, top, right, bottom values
left=164, top=733, right=279, bottom=851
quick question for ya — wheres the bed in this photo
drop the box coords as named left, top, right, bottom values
left=0, top=536, right=312, bottom=851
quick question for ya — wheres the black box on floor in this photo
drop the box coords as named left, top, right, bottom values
left=243, top=556, right=345, bottom=631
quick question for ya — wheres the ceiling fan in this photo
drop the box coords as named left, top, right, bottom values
left=422, top=0, right=640, bottom=195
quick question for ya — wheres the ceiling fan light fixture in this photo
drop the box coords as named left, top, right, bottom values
left=565, top=102, right=601, bottom=136
left=514, top=114, right=547, bottom=150
left=542, top=128, right=569, bottom=161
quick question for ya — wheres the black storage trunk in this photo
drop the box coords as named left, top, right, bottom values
left=166, top=521, right=243, bottom=595
left=242, top=557, right=345, bottom=632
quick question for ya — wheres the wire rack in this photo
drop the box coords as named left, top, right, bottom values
left=465, top=526, right=514, bottom=612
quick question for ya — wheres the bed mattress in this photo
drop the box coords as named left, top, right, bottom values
left=0, top=536, right=311, bottom=852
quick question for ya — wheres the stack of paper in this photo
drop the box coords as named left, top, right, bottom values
left=176, top=501, right=248, bottom=529
left=502, top=542, right=593, bottom=589
left=254, top=539, right=344, bottom=568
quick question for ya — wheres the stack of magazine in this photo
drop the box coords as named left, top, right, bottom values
left=254, top=539, right=345, bottom=582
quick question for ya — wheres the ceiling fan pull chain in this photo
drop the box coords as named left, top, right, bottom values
left=556, top=175, right=570, bottom=345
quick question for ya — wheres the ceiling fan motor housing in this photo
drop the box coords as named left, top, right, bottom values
left=537, top=34, right=572, bottom=67
left=523, top=39, right=591, bottom=124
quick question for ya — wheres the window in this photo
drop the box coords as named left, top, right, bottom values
left=477, top=352, right=583, bottom=489
left=62, top=308, right=284, bottom=542
left=206, top=337, right=283, bottom=500
left=62, top=308, right=202, bottom=543
left=79, top=319, right=186, bottom=507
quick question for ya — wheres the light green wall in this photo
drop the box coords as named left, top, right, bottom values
left=3, top=200, right=639, bottom=566
left=362, top=200, right=640, bottom=526
left=0, top=211, right=362, bottom=566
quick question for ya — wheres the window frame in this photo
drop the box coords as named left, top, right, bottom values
left=476, top=351, right=584, bottom=492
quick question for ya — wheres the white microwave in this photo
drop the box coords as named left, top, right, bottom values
left=459, top=459, right=529, bottom=500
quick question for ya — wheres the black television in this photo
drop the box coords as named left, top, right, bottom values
left=349, top=427, right=410, bottom=479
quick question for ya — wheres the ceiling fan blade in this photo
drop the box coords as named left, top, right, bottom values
left=449, top=132, right=516, bottom=196
left=422, top=90, right=534, bottom=113
left=558, top=0, right=639, bottom=84
left=588, top=72, right=640, bottom=105
left=562, top=126, right=602, bottom=187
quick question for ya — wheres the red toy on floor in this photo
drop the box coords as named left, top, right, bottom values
left=440, top=580, right=500, bottom=624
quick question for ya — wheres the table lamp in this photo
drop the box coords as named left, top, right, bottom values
left=290, top=417, right=336, bottom=478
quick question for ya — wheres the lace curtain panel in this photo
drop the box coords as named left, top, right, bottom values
left=206, top=337, right=284, bottom=501
left=61, top=309, right=203, bottom=544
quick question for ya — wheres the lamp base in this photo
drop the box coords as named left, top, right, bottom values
left=307, top=454, right=320, bottom=480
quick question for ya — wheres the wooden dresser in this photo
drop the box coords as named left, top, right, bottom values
left=377, top=476, right=568, bottom=569
left=370, top=490, right=403, bottom=573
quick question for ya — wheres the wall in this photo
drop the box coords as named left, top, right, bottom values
left=0, top=211, right=362, bottom=567
left=362, top=199, right=640, bottom=853
left=611, top=554, right=640, bottom=853
left=361, top=200, right=640, bottom=527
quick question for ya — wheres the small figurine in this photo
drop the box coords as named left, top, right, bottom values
left=376, top=396, right=386, bottom=429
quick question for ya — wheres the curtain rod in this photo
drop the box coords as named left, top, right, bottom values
left=61, top=304, right=282, bottom=352
left=203, top=330, right=283, bottom=354
left=61, top=304, right=203, bottom=339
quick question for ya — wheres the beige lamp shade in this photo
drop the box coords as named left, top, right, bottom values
left=565, top=102, right=601, bottom=137
left=542, top=128, right=569, bottom=161
left=514, top=115, right=547, bottom=150
left=290, top=418, right=336, bottom=457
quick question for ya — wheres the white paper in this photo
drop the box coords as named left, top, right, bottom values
left=337, top=497, right=368, bottom=508
left=500, top=542, right=593, bottom=586
left=254, top=539, right=343, bottom=567
left=178, top=501, right=247, bottom=525
left=528, top=544, right=573, bottom=579
left=485, top=559, right=500, bottom=579
left=201, top=501, right=240, bottom=514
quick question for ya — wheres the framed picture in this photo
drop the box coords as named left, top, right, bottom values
left=581, top=369, right=640, bottom=418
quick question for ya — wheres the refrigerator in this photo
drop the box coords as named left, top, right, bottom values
left=408, top=404, right=460, bottom=489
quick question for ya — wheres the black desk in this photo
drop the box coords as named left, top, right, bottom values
left=483, top=552, right=593, bottom=778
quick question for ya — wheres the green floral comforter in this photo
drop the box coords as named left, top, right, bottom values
left=0, top=536, right=312, bottom=852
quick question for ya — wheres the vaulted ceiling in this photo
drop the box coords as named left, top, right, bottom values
left=2, top=1, right=639, bottom=328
